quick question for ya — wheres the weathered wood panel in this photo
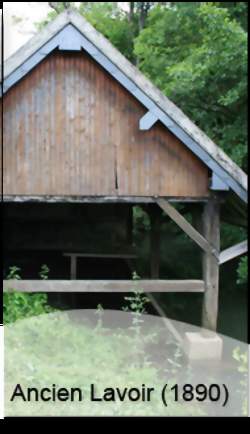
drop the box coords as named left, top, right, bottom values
left=3, top=51, right=209, bottom=197
left=3, top=279, right=205, bottom=293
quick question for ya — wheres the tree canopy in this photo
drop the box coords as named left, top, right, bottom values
left=134, top=2, right=248, bottom=170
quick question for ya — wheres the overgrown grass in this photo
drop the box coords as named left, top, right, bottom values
left=5, top=311, right=204, bottom=416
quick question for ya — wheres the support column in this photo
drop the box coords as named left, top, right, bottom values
left=201, top=199, right=220, bottom=332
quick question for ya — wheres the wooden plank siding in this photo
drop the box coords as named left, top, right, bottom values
left=3, top=51, right=209, bottom=197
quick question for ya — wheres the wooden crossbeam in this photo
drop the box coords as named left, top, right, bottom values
left=3, top=195, right=210, bottom=204
left=219, top=240, right=248, bottom=265
left=157, top=198, right=219, bottom=259
left=63, top=253, right=137, bottom=259
left=3, top=279, right=205, bottom=293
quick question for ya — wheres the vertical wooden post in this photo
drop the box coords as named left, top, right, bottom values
left=149, top=207, right=161, bottom=278
left=202, top=199, right=220, bottom=332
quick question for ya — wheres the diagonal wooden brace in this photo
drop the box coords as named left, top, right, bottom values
left=156, top=198, right=219, bottom=259
left=219, top=240, right=247, bottom=265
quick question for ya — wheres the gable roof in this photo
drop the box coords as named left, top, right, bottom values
left=2, top=9, right=248, bottom=203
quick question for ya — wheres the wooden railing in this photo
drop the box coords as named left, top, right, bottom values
left=3, top=279, right=205, bottom=293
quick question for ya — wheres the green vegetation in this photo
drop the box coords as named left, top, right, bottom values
left=3, top=292, right=53, bottom=325
left=39, top=264, right=50, bottom=280
left=5, top=310, right=204, bottom=416
left=237, top=256, right=248, bottom=285
left=233, top=347, right=248, bottom=415
left=3, top=266, right=54, bottom=325
left=135, top=3, right=247, bottom=170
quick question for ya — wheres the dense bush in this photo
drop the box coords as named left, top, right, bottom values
left=3, top=292, right=54, bottom=325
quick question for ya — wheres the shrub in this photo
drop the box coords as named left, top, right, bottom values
left=4, top=265, right=54, bottom=324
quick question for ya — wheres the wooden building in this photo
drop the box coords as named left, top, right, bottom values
left=2, top=10, right=248, bottom=331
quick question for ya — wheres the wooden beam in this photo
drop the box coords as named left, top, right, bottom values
left=157, top=198, right=218, bottom=259
left=201, top=200, right=220, bottom=332
left=63, top=253, right=137, bottom=259
left=219, top=240, right=248, bottom=265
left=3, top=195, right=209, bottom=204
left=3, top=195, right=154, bottom=204
left=3, top=279, right=205, bottom=293
left=139, top=111, right=158, bottom=130
left=210, top=173, right=230, bottom=191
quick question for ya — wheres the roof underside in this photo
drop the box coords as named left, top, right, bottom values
left=2, top=9, right=248, bottom=207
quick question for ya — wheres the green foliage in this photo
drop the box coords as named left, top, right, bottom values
left=233, top=346, right=248, bottom=415
left=4, top=266, right=54, bottom=325
left=218, top=2, right=248, bottom=29
left=122, top=272, right=155, bottom=365
left=6, top=266, right=22, bottom=280
left=133, top=206, right=151, bottom=235
left=237, top=256, right=248, bottom=285
left=220, top=223, right=246, bottom=250
left=3, top=292, right=54, bottom=325
left=39, top=264, right=50, bottom=280
left=233, top=346, right=248, bottom=374
left=134, top=2, right=248, bottom=170
left=123, top=271, right=150, bottom=315
left=35, top=2, right=76, bottom=30
left=79, top=2, right=136, bottom=61
left=220, top=223, right=247, bottom=288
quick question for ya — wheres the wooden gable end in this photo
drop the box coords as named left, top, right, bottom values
left=3, top=50, right=209, bottom=197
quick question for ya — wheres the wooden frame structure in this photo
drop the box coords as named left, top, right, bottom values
left=2, top=10, right=248, bottom=333
left=3, top=194, right=247, bottom=332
